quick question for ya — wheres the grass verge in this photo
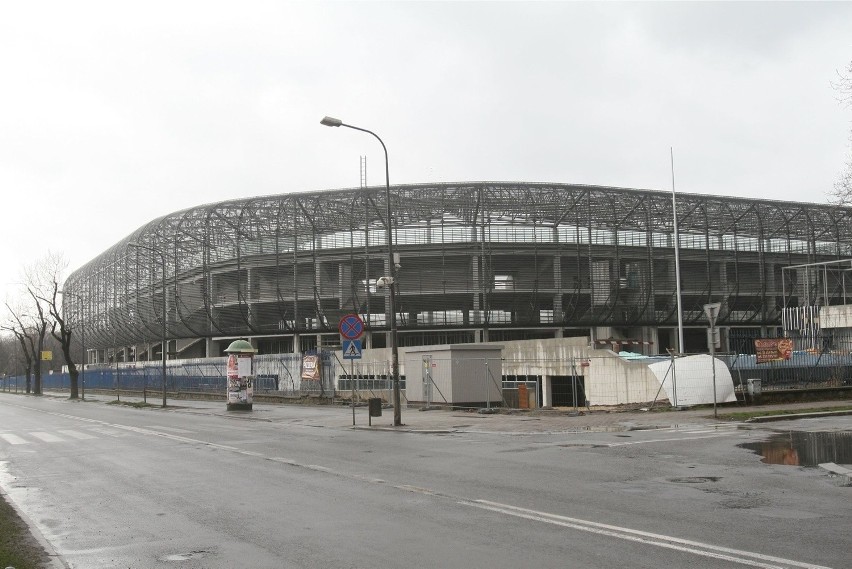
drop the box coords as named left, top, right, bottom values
left=716, top=406, right=852, bottom=422
left=0, top=492, right=50, bottom=569
left=106, top=399, right=155, bottom=409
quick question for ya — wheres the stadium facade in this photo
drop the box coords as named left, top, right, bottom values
left=62, top=182, right=852, bottom=365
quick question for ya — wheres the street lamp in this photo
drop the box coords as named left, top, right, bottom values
left=128, top=242, right=168, bottom=408
left=320, top=116, right=402, bottom=426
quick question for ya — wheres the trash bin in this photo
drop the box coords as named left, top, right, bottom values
left=368, top=397, right=382, bottom=426
left=368, top=398, right=382, bottom=417
left=746, top=378, right=762, bottom=397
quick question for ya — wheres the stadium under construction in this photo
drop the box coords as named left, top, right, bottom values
left=62, top=182, right=852, bottom=367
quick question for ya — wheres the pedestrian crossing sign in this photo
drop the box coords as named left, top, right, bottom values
left=342, top=339, right=362, bottom=360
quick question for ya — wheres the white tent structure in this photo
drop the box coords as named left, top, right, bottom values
left=648, top=354, right=737, bottom=406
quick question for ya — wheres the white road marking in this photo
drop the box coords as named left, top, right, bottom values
left=87, top=426, right=124, bottom=437
left=58, top=429, right=97, bottom=440
left=461, top=500, right=834, bottom=569
left=144, top=425, right=193, bottom=433
left=0, top=433, right=28, bottom=445
left=30, top=432, right=64, bottom=443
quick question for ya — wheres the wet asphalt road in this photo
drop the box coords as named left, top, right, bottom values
left=0, top=393, right=849, bottom=569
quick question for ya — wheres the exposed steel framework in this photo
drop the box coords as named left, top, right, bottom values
left=63, top=182, right=852, bottom=357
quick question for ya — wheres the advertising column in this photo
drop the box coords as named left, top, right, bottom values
left=225, top=339, right=257, bottom=411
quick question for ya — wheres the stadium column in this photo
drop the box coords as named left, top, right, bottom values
left=718, top=261, right=730, bottom=351
left=247, top=268, right=254, bottom=328
left=541, top=375, right=553, bottom=407
left=765, top=261, right=776, bottom=316
left=553, top=250, right=563, bottom=337
left=471, top=254, right=480, bottom=330
left=384, top=257, right=393, bottom=347
left=316, top=261, right=322, bottom=350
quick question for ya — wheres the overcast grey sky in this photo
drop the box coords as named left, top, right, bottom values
left=1, top=1, right=851, bottom=304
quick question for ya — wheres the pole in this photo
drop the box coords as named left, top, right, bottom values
left=710, top=325, right=718, bottom=418
left=115, top=342, right=120, bottom=402
left=161, top=269, right=167, bottom=408
left=670, top=350, right=678, bottom=408
left=80, top=301, right=85, bottom=400
left=670, top=148, right=684, bottom=354
left=377, top=131, right=401, bottom=426
left=321, top=117, right=401, bottom=426
left=485, top=358, right=490, bottom=410
left=351, top=359, right=355, bottom=426
left=571, top=356, right=579, bottom=414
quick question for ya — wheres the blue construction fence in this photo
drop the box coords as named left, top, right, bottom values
left=721, top=350, right=852, bottom=390
left=721, top=332, right=852, bottom=390
left=2, top=352, right=336, bottom=397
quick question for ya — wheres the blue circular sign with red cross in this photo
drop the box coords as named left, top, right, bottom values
left=338, top=313, right=365, bottom=340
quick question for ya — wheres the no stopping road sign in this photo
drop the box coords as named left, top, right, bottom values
left=338, top=313, right=365, bottom=340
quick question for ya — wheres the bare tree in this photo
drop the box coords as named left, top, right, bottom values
left=4, top=256, right=67, bottom=396
left=34, top=254, right=80, bottom=399
left=5, top=290, right=49, bottom=395
left=829, top=61, right=852, bottom=205
left=0, top=334, right=15, bottom=378
left=1, top=317, right=35, bottom=393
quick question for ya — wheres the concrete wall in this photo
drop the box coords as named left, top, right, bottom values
left=820, top=305, right=852, bottom=329
left=585, top=352, right=662, bottom=406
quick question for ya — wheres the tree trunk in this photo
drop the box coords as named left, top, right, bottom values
left=69, top=368, right=79, bottom=399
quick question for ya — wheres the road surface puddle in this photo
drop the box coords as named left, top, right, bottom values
left=739, top=431, right=852, bottom=466
left=161, top=550, right=211, bottom=562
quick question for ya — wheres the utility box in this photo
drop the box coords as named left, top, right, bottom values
left=747, top=378, right=762, bottom=398
left=404, top=344, right=503, bottom=408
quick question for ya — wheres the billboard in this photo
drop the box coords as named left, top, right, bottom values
left=301, top=353, right=321, bottom=381
left=754, top=338, right=794, bottom=364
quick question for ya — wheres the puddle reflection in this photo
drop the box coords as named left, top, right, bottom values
left=740, top=431, right=852, bottom=467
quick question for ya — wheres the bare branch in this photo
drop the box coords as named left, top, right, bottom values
left=831, top=61, right=852, bottom=108
left=829, top=61, right=852, bottom=205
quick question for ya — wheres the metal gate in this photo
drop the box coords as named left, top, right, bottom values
left=550, top=375, right=587, bottom=408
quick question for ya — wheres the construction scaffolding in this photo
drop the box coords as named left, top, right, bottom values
left=61, top=182, right=852, bottom=358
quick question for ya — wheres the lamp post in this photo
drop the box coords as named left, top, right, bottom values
left=320, top=116, right=402, bottom=426
left=128, top=242, right=168, bottom=408
left=670, top=148, right=684, bottom=354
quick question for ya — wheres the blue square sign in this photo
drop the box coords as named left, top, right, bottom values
left=342, top=339, right=362, bottom=360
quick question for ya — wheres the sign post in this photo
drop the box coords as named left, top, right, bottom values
left=703, top=303, right=721, bottom=418
left=339, top=314, right=365, bottom=425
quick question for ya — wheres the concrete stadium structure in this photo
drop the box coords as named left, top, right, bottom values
left=63, top=182, right=852, bottom=366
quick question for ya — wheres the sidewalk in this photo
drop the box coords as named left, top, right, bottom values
left=351, top=399, right=852, bottom=434
left=39, top=390, right=852, bottom=434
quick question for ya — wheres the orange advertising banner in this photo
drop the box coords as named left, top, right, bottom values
left=301, top=354, right=321, bottom=381
left=754, top=338, right=793, bottom=364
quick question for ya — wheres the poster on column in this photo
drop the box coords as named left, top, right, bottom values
left=227, top=354, right=254, bottom=404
